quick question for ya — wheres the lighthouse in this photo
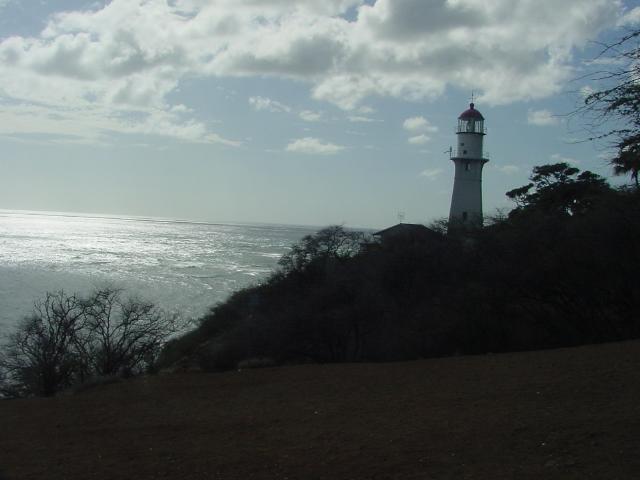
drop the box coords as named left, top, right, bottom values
left=448, top=102, right=488, bottom=229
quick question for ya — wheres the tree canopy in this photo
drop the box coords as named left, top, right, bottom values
left=277, top=225, right=364, bottom=274
left=505, top=162, right=611, bottom=216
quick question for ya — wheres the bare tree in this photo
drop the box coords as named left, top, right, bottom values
left=579, top=30, right=640, bottom=186
left=81, top=288, right=177, bottom=377
left=0, top=288, right=176, bottom=397
left=0, top=292, right=87, bottom=397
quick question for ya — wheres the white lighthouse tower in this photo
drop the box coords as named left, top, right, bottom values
left=448, top=102, right=488, bottom=229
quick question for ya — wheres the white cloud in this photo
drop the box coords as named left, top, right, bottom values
left=551, top=153, right=581, bottom=165
left=597, top=152, right=614, bottom=161
left=286, top=137, right=345, bottom=155
left=496, top=164, right=520, bottom=175
left=408, top=134, right=430, bottom=145
left=249, top=96, right=291, bottom=113
left=527, top=109, right=560, bottom=126
left=299, top=110, right=323, bottom=122
left=0, top=102, right=240, bottom=146
left=403, top=116, right=438, bottom=133
left=619, top=6, right=640, bottom=26
left=404, top=116, right=437, bottom=145
left=580, top=85, right=595, bottom=99
left=357, top=106, right=375, bottom=115
left=0, top=0, right=626, bottom=142
left=347, top=115, right=377, bottom=123
left=420, top=168, right=443, bottom=180
left=171, top=104, right=194, bottom=114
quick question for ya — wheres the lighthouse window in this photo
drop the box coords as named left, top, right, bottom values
left=463, top=150, right=468, bottom=155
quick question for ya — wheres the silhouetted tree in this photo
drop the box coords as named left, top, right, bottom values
left=0, top=292, right=87, bottom=397
left=0, top=288, right=174, bottom=397
left=506, top=162, right=611, bottom=216
left=611, top=142, right=640, bottom=187
left=278, top=225, right=364, bottom=274
left=581, top=29, right=640, bottom=187
left=80, top=288, right=176, bottom=377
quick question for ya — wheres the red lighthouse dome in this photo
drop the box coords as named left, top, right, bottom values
left=458, top=103, right=484, bottom=120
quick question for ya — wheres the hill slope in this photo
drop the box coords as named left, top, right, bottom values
left=1, top=340, right=639, bottom=479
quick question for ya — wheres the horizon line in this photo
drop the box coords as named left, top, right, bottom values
left=0, top=208, right=378, bottom=232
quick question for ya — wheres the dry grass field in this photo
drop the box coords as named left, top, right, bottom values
left=1, top=340, right=639, bottom=479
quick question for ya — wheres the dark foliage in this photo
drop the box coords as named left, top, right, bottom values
left=0, top=288, right=175, bottom=397
left=160, top=172, right=640, bottom=371
left=506, top=162, right=612, bottom=216
left=277, top=225, right=365, bottom=274
left=0, top=292, right=87, bottom=397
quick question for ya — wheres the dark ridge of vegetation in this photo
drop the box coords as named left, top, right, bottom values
left=158, top=162, right=640, bottom=372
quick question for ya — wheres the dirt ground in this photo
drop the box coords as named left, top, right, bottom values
left=1, top=340, right=639, bottom=480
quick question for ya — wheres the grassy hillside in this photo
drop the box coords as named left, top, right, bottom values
left=1, top=340, right=639, bottom=479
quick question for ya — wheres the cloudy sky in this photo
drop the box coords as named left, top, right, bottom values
left=0, top=0, right=638, bottom=228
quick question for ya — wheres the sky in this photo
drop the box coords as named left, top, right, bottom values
left=0, top=0, right=639, bottom=229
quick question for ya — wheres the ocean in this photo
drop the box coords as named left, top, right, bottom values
left=0, top=210, right=318, bottom=332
